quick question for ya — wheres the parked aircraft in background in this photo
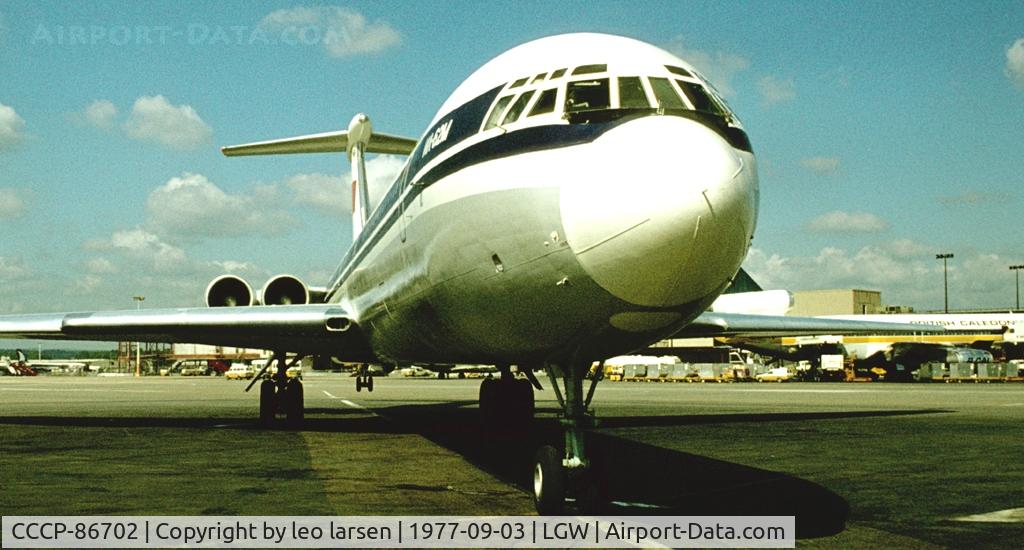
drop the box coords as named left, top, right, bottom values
left=0, top=33, right=941, bottom=513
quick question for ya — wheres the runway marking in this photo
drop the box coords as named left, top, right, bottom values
left=951, top=508, right=1024, bottom=522
left=1001, top=403, right=1024, bottom=407
left=341, top=399, right=365, bottom=410
left=322, top=390, right=339, bottom=399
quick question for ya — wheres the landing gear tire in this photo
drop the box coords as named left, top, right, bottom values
left=366, top=375, right=374, bottom=392
left=479, top=377, right=498, bottom=425
left=284, top=378, right=304, bottom=429
left=258, top=379, right=275, bottom=428
left=533, top=445, right=565, bottom=515
left=514, top=378, right=535, bottom=420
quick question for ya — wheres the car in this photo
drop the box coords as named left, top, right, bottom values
left=225, top=363, right=255, bottom=380
left=399, top=366, right=433, bottom=377
left=755, top=367, right=794, bottom=382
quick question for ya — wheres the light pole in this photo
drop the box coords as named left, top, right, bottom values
left=133, top=296, right=145, bottom=376
left=1011, top=265, right=1024, bottom=311
left=936, top=253, right=954, bottom=313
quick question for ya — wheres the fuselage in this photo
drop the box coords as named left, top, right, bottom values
left=326, top=33, right=759, bottom=365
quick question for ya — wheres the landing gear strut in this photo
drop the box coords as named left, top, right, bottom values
left=355, top=363, right=373, bottom=392
left=532, top=358, right=607, bottom=514
left=247, top=352, right=304, bottom=428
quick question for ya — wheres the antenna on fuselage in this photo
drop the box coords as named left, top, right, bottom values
left=347, top=113, right=372, bottom=240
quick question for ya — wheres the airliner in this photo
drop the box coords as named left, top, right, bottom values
left=0, top=33, right=939, bottom=514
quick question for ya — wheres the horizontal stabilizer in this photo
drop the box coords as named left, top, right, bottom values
left=222, top=130, right=417, bottom=157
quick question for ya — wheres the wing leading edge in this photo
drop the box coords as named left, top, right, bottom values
left=679, top=312, right=947, bottom=338
left=0, top=305, right=374, bottom=361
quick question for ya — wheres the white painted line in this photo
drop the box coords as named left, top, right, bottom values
left=322, top=390, right=339, bottom=399
left=951, top=508, right=1024, bottom=523
left=1001, top=403, right=1024, bottom=407
left=341, top=399, right=365, bottom=410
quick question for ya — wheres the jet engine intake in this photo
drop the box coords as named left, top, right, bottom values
left=262, top=275, right=310, bottom=306
left=205, top=275, right=254, bottom=307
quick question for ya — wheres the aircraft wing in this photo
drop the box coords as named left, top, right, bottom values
left=0, top=305, right=374, bottom=360
left=221, top=130, right=417, bottom=157
left=678, top=312, right=946, bottom=338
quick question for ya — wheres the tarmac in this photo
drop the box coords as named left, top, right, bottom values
left=1, top=374, right=1022, bottom=548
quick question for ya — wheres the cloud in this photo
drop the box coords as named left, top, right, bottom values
left=0, top=102, right=26, bottom=150
left=1006, top=37, right=1024, bottom=90
left=82, top=99, right=118, bottom=129
left=743, top=243, right=1016, bottom=309
left=145, top=172, right=296, bottom=241
left=287, top=156, right=406, bottom=217
left=0, top=188, right=25, bottom=219
left=87, top=227, right=189, bottom=273
left=937, top=190, right=1016, bottom=207
left=84, top=257, right=118, bottom=274
left=81, top=227, right=271, bottom=307
left=0, top=256, right=29, bottom=280
left=259, top=6, right=401, bottom=58
left=799, top=156, right=841, bottom=176
left=756, top=75, right=796, bottom=105
left=806, top=211, right=889, bottom=233
left=123, top=95, right=212, bottom=150
left=664, top=36, right=750, bottom=97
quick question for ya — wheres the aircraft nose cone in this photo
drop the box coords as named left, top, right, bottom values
left=560, top=116, right=757, bottom=308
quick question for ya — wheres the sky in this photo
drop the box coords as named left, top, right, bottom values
left=1, top=0, right=1023, bottom=321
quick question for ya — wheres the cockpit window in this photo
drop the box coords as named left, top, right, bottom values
left=483, top=95, right=514, bottom=130
left=618, top=77, right=650, bottom=108
left=550, top=68, right=567, bottom=79
left=502, top=90, right=536, bottom=125
left=528, top=88, right=557, bottom=116
left=676, top=80, right=729, bottom=118
left=649, top=77, right=686, bottom=109
left=665, top=65, right=693, bottom=77
left=531, top=73, right=547, bottom=83
left=509, top=77, right=529, bottom=89
left=566, top=78, right=610, bottom=113
left=571, top=64, right=607, bottom=75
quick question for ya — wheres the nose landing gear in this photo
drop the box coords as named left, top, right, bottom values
left=531, top=358, right=608, bottom=514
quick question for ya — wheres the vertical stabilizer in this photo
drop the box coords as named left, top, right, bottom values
left=348, top=114, right=372, bottom=240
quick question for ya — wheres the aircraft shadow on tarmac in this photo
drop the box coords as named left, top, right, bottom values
left=1, top=404, right=951, bottom=539
left=363, top=402, right=952, bottom=539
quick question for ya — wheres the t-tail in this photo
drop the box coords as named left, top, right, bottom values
left=219, top=115, right=417, bottom=242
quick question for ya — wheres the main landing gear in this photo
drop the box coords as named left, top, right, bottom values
left=478, top=366, right=536, bottom=440
left=355, top=364, right=374, bottom=392
left=532, top=358, right=608, bottom=515
left=247, top=352, right=304, bottom=429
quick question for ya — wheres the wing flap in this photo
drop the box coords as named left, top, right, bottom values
left=679, top=312, right=947, bottom=338
left=0, top=305, right=373, bottom=360
left=221, top=130, right=417, bottom=157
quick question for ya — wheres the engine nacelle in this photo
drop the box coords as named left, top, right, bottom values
left=261, top=274, right=310, bottom=305
left=205, top=275, right=254, bottom=307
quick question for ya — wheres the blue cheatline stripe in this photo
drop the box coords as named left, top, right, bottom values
left=324, top=119, right=628, bottom=301
left=325, top=109, right=750, bottom=301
